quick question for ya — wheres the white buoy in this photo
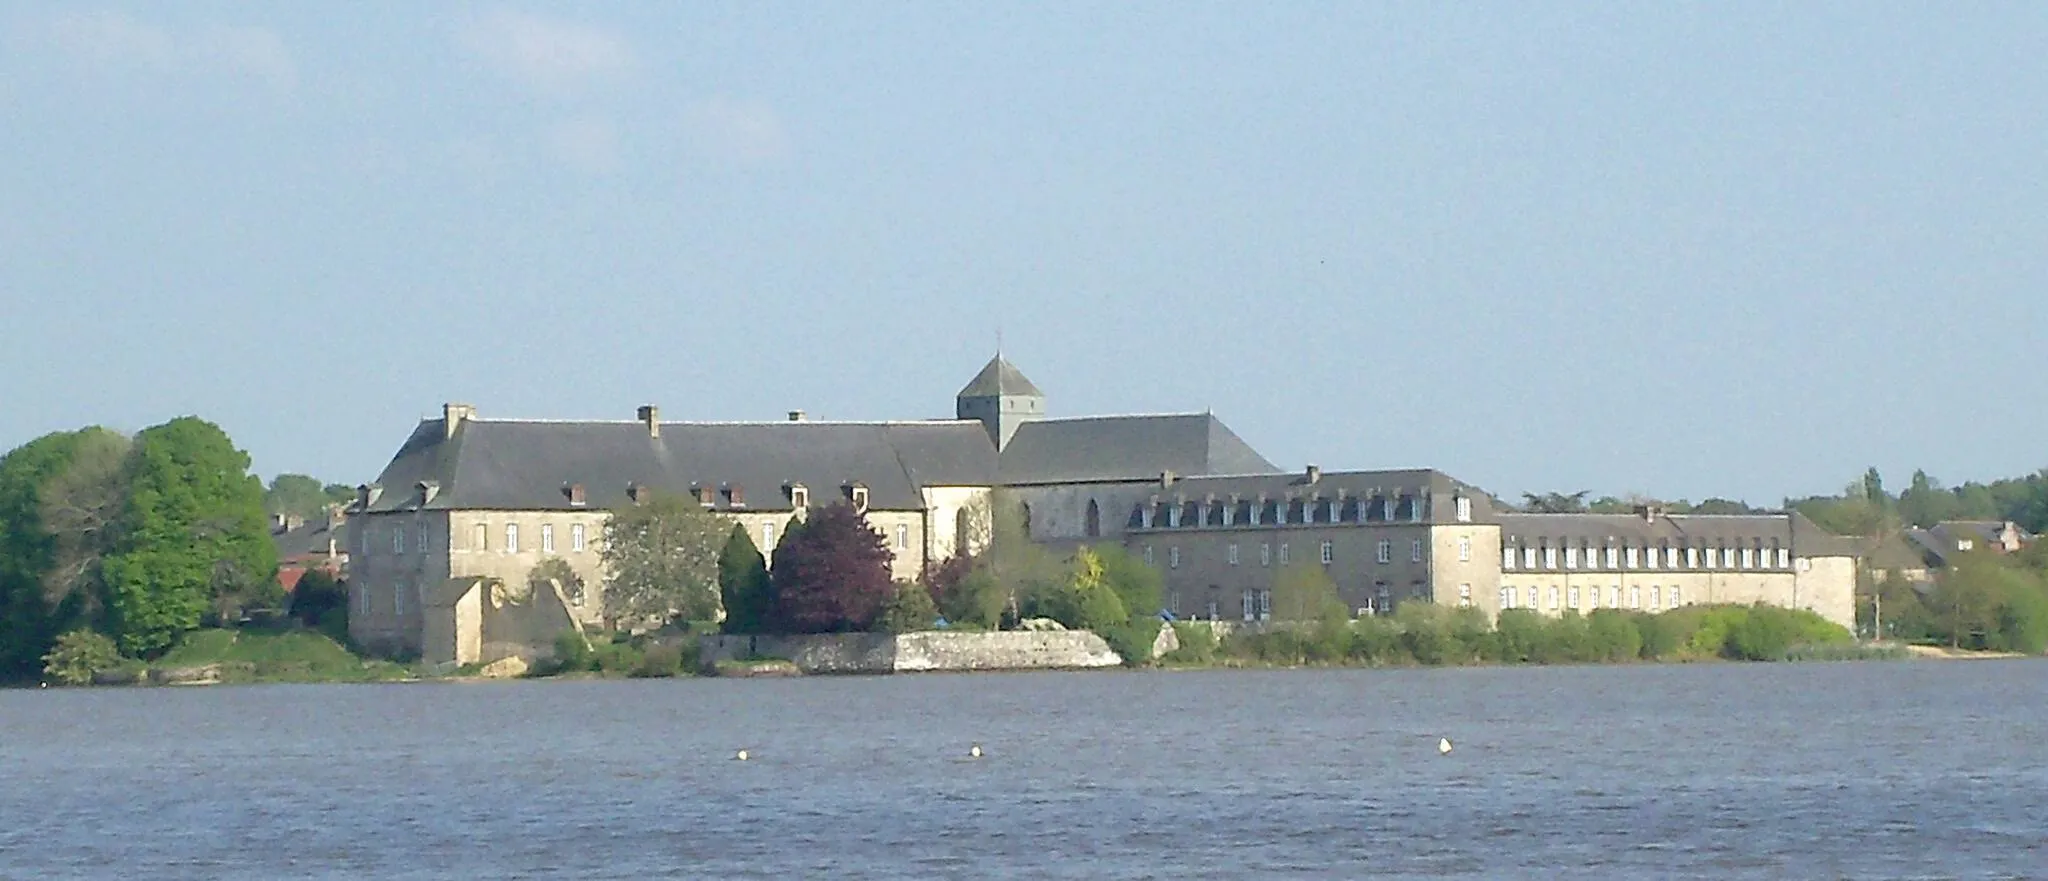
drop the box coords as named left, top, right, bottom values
left=969, top=744, right=983, bottom=759
left=734, top=749, right=749, bottom=761
left=1438, top=738, right=1453, bottom=755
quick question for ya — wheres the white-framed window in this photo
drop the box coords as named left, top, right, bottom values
left=1377, top=541, right=1392, bottom=564
left=1169, top=546, right=1181, bottom=569
left=1609, top=586, right=1620, bottom=607
left=416, top=522, right=430, bottom=554
left=1261, top=543, right=1272, bottom=567
left=1565, top=545, right=1579, bottom=569
left=1604, top=546, right=1619, bottom=569
left=1141, top=507, right=1154, bottom=529
left=505, top=524, right=519, bottom=554
left=1279, top=543, right=1291, bottom=565
left=1168, top=506, right=1181, bottom=528
left=1228, top=543, right=1240, bottom=566
left=1455, top=497, right=1472, bottom=522
left=1542, top=545, right=1557, bottom=569
left=1222, top=505, right=1235, bottom=526
left=1377, top=584, right=1392, bottom=612
left=394, top=582, right=406, bottom=618
left=1740, top=547, right=1754, bottom=569
left=1412, top=540, right=1424, bottom=563
left=1669, top=586, right=1682, bottom=608
left=1383, top=498, right=1397, bottom=520
left=572, top=523, right=586, bottom=552
left=1706, top=547, right=1719, bottom=568
left=473, top=522, right=487, bottom=551
left=1503, top=545, right=1517, bottom=569
left=542, top=524, right=555, bottom=554
left=1242, top=590, right=1256, bottom=621
left=1686, top=547, right=1699, bottom=568
left=1624, top=547, right=1638, bottom=569
left=1321, top=541, right=1335, bottom=565
left=1527, top=586, right=1538, bottom=609
left=1548, top=586, right=1561, bottom=609
left=1569, top=586, right=1581, bottom=609
left=1457, top=583, right=1472, bottom=608
left=896, top=524, right=909, bottom=549
left=1665, top=546, right=1678, bottom=568
left=1458, top=536, right=1472, bottom=562
left=1585, top=586, right=1597, bottom=609
left=1275, top=503, right=1287, bottom=525
left=393, top=525, right=405, bottom=554
left=1328, top=500, right=1340, bottom=523
left=1500, top=586, right=1514, bottom=609
left=1777, top=547, right=1790, bottom=568
left=791, top=486, right=809, bottom=509
left=1524, top=547, right=1538, bottom=569
left=1258, top=589, right=1271, bottom=620
left=1409, top=499, right=1424, bottom=523
left=1629, top=585, right=1642, bottom=608
left=1958, top=539, right=1975, bottom=551
left=1249, top=504, right=1262, bottom=526
left=763, top=522, right=776, bottom=550
left=1651, top=585, right=1663, bottom=608
left=1144, top=546, right=1155, bottom=566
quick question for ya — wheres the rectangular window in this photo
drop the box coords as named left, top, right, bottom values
left=1686, top=547, right=1699, bottom=568
left=1258, top=590, right=1272, bottom=620
left=1630, top=585, right=1642, bottom=609
left=1503, top=545, right=1517, bottom=569
left=542, top=524, right=555, bottom=554
left=1777, top=547, right=1790, bottom=568
left=896, top=524, right=909, bottom=549
left=1542, top=545, right=1557, bottom=569
left=1569, top=585, right=1581, bottom=609
left=1141, top=508, right=1154, bottom=529
left=1605, top=546, right=1619, bottom=569
left=505, top=524, right=519, bottom=554
left=1169, top=546, right=1181, bottom=569
left=572, top=523, right=586, bottom=552
left=1457, top=583, right=1472, bottom=608
left=1665, top=547, right=1678, bottom=568
left=1249, top=505, right=1261, bottom=526
left=1222, top=505, right=1234, bottom=526
left=1261, top=543, right=1272, bottom=567
left=763, top=523, right=776, bottom=551
left=1624, top=547, right=1638, bottom=569
left=1609, top=586, right=1620, bottom=608
left=1565, top=546, right=1578, bottom=569
left=1548, top=586, right=1561, bottom=610
left=1242, top=590, right=1255, bottom=621
left=1377, top=541, right=1392, bottom=564
left=1500, top=586, right=1514, bottom=609
left=1144, top=546, right=1155, bottom=566
left=416, top=522, right=430, bottom=554
left=1320, top=541, right=1334, bottom=565
left=1228, top=543, right=1240, bottom=566
left=1528, top=586, right=1538, bottom=609
left=1168, top=507, right=1181, bottom=528
left=393, top=525, right=405, bottom=554
left=474, top=523, right=487, bottom=551
left=1383, top=498, right=1396, bottom=521
left=394, top=582, right=406, bottom=618
left=1456, top=497, right=1473, bottom=522
left=1275, top=504, right=1287, bottom=526
left=1279, top=543, right=1291, bottom=565
left=1409, top=499, right=1423, bottom=522
left=1670, top=586, right=1682, bottom=608
left=1585, top=586, right=1597, bottom=609
left=1458, top=536, right=1472, bottom=562
left=1378, top=584, right=1393, bottom=613
left=357, top=584, right=370, bottom=617
left=1412, top=540, right=1424, bottom=563
left=1740, top=547, right=1754, bottom=569
left=1652, top=585, right=1663, bottom=608
left=1524, top=547, right=1538, bottom=569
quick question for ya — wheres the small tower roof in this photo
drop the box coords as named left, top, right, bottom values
left=956, top=355, right=1043, bottom=398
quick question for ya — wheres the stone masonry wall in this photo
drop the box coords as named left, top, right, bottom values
left=699, top=631, right=1122, bottom=674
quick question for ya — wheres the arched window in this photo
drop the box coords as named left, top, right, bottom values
left=1085, top=499, right=1101, bottom=538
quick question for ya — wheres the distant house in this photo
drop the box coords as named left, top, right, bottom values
left=271, top=506, right=349, bottom=592
left=1904, top=520, right=2033, bottom=570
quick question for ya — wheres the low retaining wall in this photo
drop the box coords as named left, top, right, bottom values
left=699, top=631, right=1122, bottom=675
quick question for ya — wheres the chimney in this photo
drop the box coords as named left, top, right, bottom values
left=637, top=405, right=660, bottom=438
left=357, top=483, right=383, bottom=509
left=692, top=484, right=714, bottom=507
left=324, top=503, right=346, bottom=530
left=1305, top=464, right=1321, bottom=484
left=1160, top=470, right=1176, bottom=489
left=564, top=483, right=587, bottom=507
left=787, top=410, right=807, bottom=422
left=443, top=403, right=475, bottom=440
left=1639, top=504, right=1661, bottom=523
left=627, top=483, right=650, bottom=505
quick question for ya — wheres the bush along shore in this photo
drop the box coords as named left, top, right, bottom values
left=35, top=626, right=417, bottom=687
left=1150, top=603, right=1911, bottom=669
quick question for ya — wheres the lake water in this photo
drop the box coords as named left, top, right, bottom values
left=2, top=661, right=2045, bottom=879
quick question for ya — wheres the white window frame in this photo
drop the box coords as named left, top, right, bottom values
left=393, top=524, right=405, bottom=554
left=505, top=523, right=519, bottom=554
left=1503, top=545, right=1517, bottom=569
left=1686, top=547, right=1699, bottom=568
left=1524, top=547, right=1538, bottom=569
left=1222, top=505, right=1235, bottom=527
left=1499, top=586, right=1514, bottom=609
left=1141, top=507, right=1154, bottom=529
left=1144, top=546, right=1155, bottom=566
left=1377, top=541, right=1392, bottom=565
left=1261, top=543, right=1271, bottom=567
left=1670, top=586, right=1682, bottom=608
left=1609, top=586, right=1620, bottom=608
left=1249, top=504, right=1262, bottom=526
left=542, top=523, right=555, bottom=554
left=1383, top=498, right=1396, bottom=520
left=1629, top=585, right=1642, bottom=609
left=1258, top=589, right=1271, bottom=621
left=1652, top=585, right=1663, bottom=607
left=1542, top=545, right=1557, bottom=569
left=1228, top=543, right=1240, bottom=566
left=1279, top=543, right=1291, bottom=565
left=1242, top=590, right=1256, bottom=621
left=1569, top=585, right=1581, bottom=609
left=1604, top=546, right=1619, bottom=569
left=572, top=523, right=586, bottom=552
left=1458, top=536, right=1472, bottom=562
left=1168, top=506, right=1181, bottom=528
left=896, top=523, right=909, bottom=549
left=1168, top=546, right=1181, bottom=569
left=1565, top=545, right=1578, bottom=569
left=416, top=521, right=429, bottom=554
left=1777, top=547, right=1790, bottom=569
left=1457, top=583, right=1472, bottom=608
left=1412, top=540, right=1424, bottom=563
left=763, top=522, right=776, bottom=551
left=1321, top=541, right=1334, bottom=565
left=1741, top=547, right=1754, bottom=569
left=394, top=582, right=406, bottom=618
left=1527, top=586, right=1538, bottom=609
left=1455, top=497, right=1472, bottom=522
left=1624, top=547, right=1638, bottom=569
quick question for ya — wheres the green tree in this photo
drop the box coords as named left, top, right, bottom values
left=1092, top=543, right=1163, bottom=619
left=264, top=474, right=332, bottom=521
left=42, top=629, right=124, bottom=685
left=1928, top=554, right=2006, bottom=648
left=875, top=580, right=940, bottom=633
left=769, top=503, right=896, bottom=633
left=527, top=557, right=584, bottom=606
left=1897, top=470, right=1959, bottom=529
left=1520, top=491, right=1590, bottom=513
left=1586, top=609, right=1643, bottom=662
left=1040, top=547, right=1129, bottom=631
left=598, top=492, right=730, bottom=629
left=1270, top=565, right=1344, bottom=622
left=717, top=523, right=774, bottom=634
left=288, top=569, right=349, bottom=638
left=100, top=418, right=275, bottom=656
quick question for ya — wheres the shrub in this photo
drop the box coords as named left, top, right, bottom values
left=1586, top=610, right=1643, bottom=662
left=590, top=638, right=644, bottom=675
left=43, top=629, right=124, bottom=685
left=288, top=570, right=348, bottom=629
left=630, top=643, right=688, bottom=678
left=548, top=630, right=594, bottom=674
left=1347, top=616, right=1406, bottom=665
left=1635, top=612, right=1684, bottom=659
left=1160, top=622, right=1219, bottom=665
left=1098, top=618, right=1163, bottom=667
left=875, top=581, right=941, bottom=633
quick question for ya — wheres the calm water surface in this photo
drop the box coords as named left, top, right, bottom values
left=3, top=661, right=2045, bottom=879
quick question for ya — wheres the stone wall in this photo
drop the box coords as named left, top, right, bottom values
left=698, top=631, right=1122, bottom=674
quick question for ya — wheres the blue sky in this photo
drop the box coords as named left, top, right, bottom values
left=2, top=2, right=2044, bottom=505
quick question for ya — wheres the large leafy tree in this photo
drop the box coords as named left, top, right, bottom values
left=1093, top=543, right=1163, bottom=619
left=599, top=493, right=729, bottom=628
left=99, top=417, right=275, bottom=655
left=263, top=473, right=350, bottom=521
left=768, top=503, right=895, bottom=633
left=717, top=522, right=774, bottom=634
left=0, top=429, right=129, bottom=675
left=1270, top=565, right=1344, bottom=623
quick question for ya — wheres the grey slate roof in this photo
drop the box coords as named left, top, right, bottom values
left=272, top=517, right=349, bottom=560
left=997, top=414, right=1276, bottom=485
left=1498, top=511, right=1855, bottom=556
left=956, top=356, right=1043, bottom=398
left=1122, top=468, right=1497, bottom=530
left=357, top=418, right=997, bottom=514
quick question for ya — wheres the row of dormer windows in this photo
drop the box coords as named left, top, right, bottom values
left=1501, top=540, right=1790, bottom=571
left=1134, top=495, right=1435, bottom=530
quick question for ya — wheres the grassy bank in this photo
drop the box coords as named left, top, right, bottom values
left=150, top=628, right=415, bottom=684
left=1152, top=603, right=1902, bottom=669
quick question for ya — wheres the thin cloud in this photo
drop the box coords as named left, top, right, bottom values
left=546, top=116, right=621, bottom=174
left=37, top=10, right=295, bottom=93
left=685, top=97, right=792, bottom=164
left=457, top=9, right=635, bottom=96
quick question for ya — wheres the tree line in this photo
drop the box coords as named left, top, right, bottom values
left=1, top=418, right=278, bottom=679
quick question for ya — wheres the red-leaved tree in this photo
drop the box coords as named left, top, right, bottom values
left=769, top=503, right=896, bottom=633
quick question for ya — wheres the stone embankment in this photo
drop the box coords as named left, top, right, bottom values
left=698, top=631, right=1122, bottom=675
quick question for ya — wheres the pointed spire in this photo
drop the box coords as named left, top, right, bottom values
left=956, top=354, right=1043, bottom=398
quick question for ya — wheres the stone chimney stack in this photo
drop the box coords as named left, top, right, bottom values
left=443, top=403, right=475, bottom=440
left=1160, top=470, right=1177, bottom=489
left=787, top=410, right=807, bottom=422
left=1305, top=464, right=1321, bottom=484
left=638, top=405, right=660, bottom=438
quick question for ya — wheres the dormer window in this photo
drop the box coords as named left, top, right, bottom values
left=1250, top=502, right=1263, bottom=526
left=564, top=483, right=587, bottom=507
left=1455, top=496, right=1472, bottom=522
left=1958, top=538, right=1974, bottom=551
left=728, top=484, right=747, bottom=508
left=840, top=482, right=866, bottom=511
left=627, top=484, right=651, bottom=505
left=1167, top=504, right=1182, bottom=528
left=1383, top=498, right=1396, bottom=520
left=1222, top=501, right=1236, bottom=527
left=788, top=483, right=809, bottom=509
left=1141, top=504, right=1155, bottom=529
left=692, top=485, right=714, bottom=507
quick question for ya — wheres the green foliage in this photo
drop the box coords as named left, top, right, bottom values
left=599, top=492, right=729, bottom=627
left=42, top=629, right=124, bottom=685
left=1035, top=547, right=1130, bottom=631
left=717, top=524, right=774, bottom=634
left=1270, top=565, right=1344, bottom=622
left=924, top=554, right=1006, bottom=629
left=629, top=642, right=689, bottom=678
left=1585, top=609, right=1644, bottom=662
left=1091, top=544, right=1163, bottom=620
left=769, top=503, right=897, bottom=633
left=876, top=580, right=941, bottom=633
left=0, top=428, right=130, bottom=676
left=153, top=627, right=409, bottom=683
left=102, top=417, right=276, bottom=656
left=1098, top=617, right=1162, bottom=667
left=1160, top=622, right=1219, bottom=665
left=549, top=630, right=594, bottom=673
left=263, top=474, right=335, bottom=521
left=288, top=569, right=347, bottom=630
